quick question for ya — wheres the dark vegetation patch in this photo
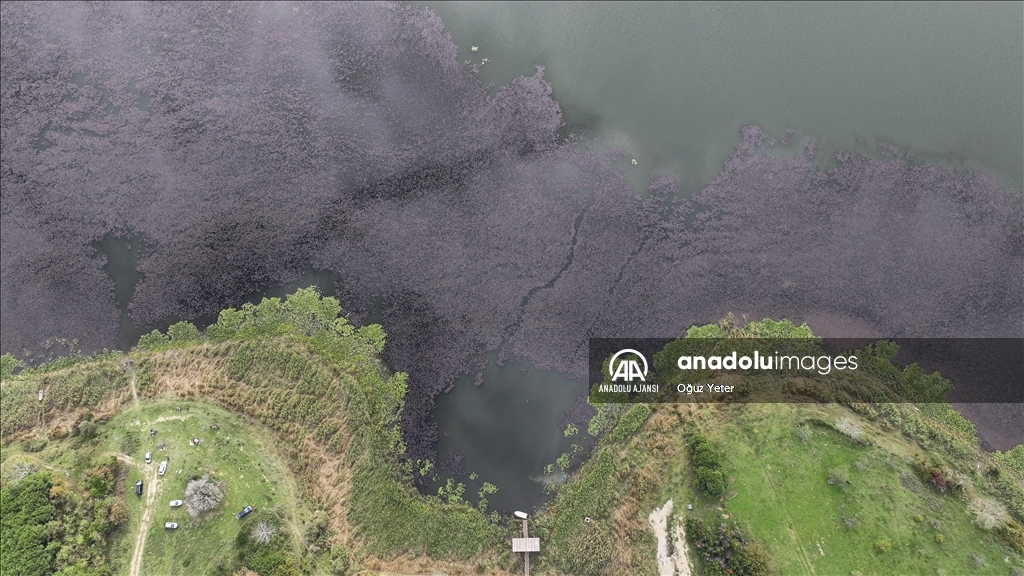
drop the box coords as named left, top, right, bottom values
left=2, top=1, right=1021, bottom=474
left=0, top=460, right=129, bottom=576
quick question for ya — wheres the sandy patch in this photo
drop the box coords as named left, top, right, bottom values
left=648, top=499, right=692, bottom=576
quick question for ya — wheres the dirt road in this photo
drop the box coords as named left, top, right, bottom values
left=128, top=465, right=158, bottom=576
left=125, top=357, right=139, bottom=408
left=649, top=499, right=692, bottom=576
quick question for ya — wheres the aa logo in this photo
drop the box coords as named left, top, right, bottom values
left=609, top=349, right=648, bottom=382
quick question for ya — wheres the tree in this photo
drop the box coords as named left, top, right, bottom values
left=283, top=287, right=342, bottom=335
left=693, top=444, right=721, bottom=468
left=136, top=329, right=171, bottom=350
left=252, top=521, right=277, bottom=545
left=167, top=321, right=203, bottom=344
left=357, top=324, right=386, bottom=354
left=0, top=472, right=55, bottom=576
left=185, top=475, right=224, bottom=517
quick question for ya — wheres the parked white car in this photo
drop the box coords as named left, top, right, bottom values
left=158, top=461, right=167, bottom=475
left=169, top=500, right=183, bottom=507
left=145, top=452, right=152, bottom=464
left=164, top=522, right=178, bottom=529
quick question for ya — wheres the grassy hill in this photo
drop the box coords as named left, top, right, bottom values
left=3, top=298, right=1023, bottom=576
left=532, top=319, right=1024, bottom=576
left=1, top=288, right=508, bottom=576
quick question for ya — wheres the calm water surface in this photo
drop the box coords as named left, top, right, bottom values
left=95, top=3, right=1023, bottom=510
left=416, top=1, right=1023, bottom=194
left=414, top=0, right=1023, bottom=509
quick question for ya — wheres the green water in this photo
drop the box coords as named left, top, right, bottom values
left=429, top=352, right=587, bottom=511
left=417, top=1, right=1023, bottom=194
left=415, top=0, right=1023, bottom=509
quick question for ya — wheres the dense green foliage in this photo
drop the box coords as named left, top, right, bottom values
left=1, top=353, right=26, bottom=380
left=0, top=473, right=55, bottom=576
left=686, top=517, right=773, bottom=576
left=995, top=445, right=1024, bottom=477
left=608, top=404, right=651, bottom=441
left=0, top=458, right=128, bottom=576
left=690, top=434, right=726, bottom=497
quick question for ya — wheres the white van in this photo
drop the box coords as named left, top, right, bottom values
left=158, top=461, right=167, bottom=476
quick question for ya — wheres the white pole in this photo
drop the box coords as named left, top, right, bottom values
left=522, top=518, right=530, bottom=576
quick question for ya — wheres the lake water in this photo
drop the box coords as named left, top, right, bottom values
left=428, top=352, right=587, bottom=512
left=413, top=0, right=1022, bottom=509
left=94, top=234, right=343, bottom=350
left=415, top=1, right=1023, bottom=195
left=91, top=3, right=1022, bottom=512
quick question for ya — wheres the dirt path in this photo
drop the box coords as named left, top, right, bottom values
left=153, top=414, right=188, bottom=424
left=16, top=454, right=64, bottom=474
left=125, top=357, right=139, bottom=407
left=648, top=500, right=692, bottom=576
left=128, top=466, right=158, bottom=576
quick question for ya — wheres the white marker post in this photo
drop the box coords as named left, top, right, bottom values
left=512, top=511, right=539, bottom=576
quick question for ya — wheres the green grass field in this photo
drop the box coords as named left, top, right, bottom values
left=110, top=401, right=300, bottom=575
left=0, top=400, right=301, bottom=576
left=659, top=403, right=1022, bottom=576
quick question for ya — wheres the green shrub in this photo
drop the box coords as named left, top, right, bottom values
left=1, top=353, right=26, bottom=380
left=693, top=444, right=721, bottom=468
left=120, top=431, right=140, bottom=456
left=995, top=446, right=1024, bottom=477
left=167, top=321, right=203, bottom=344
left=20, top=437, right=47, bottom=453
left=77, top=421, right=98, bottom=440
left=697, top=467, right=726, bottom=496
left=609, top=404, right=651, bottom=441
left=738, top=541, right=775, bottom=576
left=0, top=472, right=55, bottom=576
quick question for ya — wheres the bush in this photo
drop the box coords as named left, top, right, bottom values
left=693, top=444, right=721, bottom=468
left=834, top=416, right=865, bottom=443
left=970, top=496, right=1010, bottom=530
left=697, top=467, right=726, bottom=496
left=874, top=538, right=892, bottom=553
left=20, top=437, right=47, bottom=453
left=690, top=434, right=726, bottom=497
left=609, top=404, right=651, bottom=441
left=0, top=353, right=26, bottom=380
left=827, top=468, right=849, bottom=486
left=686, top=517, right=770, bottom=576
left=77, top=421, right=98, bottom=439
left=0, top=472, right=55, bottom=576
left=738, top=541, right=775, bottom=576
left=185, top=475, right=224, bottom=517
